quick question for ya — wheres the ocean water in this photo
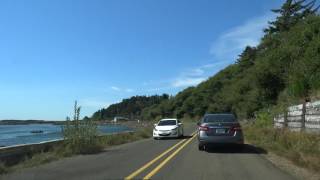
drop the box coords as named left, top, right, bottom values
left=0, top=124, right=131, bottom=147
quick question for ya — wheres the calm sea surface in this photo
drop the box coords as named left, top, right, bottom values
left=0, top=124, right=131, bottom=147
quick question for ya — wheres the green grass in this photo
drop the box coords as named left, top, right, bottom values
left=243, top=124, right=320, bottom=172
left=0, top=163, right=8, bottom=174
left=0, top=127, right=152, bottom=175
left=100, top=128, right=151, bottom=147
left=12, top=151, right=60, bottom=170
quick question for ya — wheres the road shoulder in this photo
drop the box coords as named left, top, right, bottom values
left=262, top=151, right=320, bottom=180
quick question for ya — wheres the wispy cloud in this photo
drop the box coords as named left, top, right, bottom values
left=111, top=86, right=134, bottom=93
left=172, top=77, right=206, bottom=88
left=210, top=13, right=275, bottom=61
left=142, top=61, right=230, bottom=91
left=170, top=61, right=229, bottom=88
left=145, top=87, right=173, bottom=93
left=79, top=99, right=111, bottom=109
left=141, top=13, right=275, bottom=92
left=111, top=86, right=121, bottom=91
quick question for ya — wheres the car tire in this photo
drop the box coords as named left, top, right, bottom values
left=179, top=131, right=183, bottom=138
left=198, top=144, right=205, bottom=151
left=237, top=144, right=245, bottom=151
left=154, top=137, right=159, bottom=140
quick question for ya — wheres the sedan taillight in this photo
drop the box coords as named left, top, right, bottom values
left=231, top=124, right=242, bottom=131
left=199, top=125, right=209, bottom=131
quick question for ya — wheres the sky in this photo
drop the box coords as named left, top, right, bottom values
left=0, top=0, right=284, bottom=120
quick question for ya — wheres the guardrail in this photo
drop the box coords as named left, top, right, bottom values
left=274, top=101, right=320, bottom=133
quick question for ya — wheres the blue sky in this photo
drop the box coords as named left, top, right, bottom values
left=0, top=0, right=283, bottom=120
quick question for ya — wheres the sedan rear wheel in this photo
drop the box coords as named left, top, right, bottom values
left=198, top=144, right=205, bottom=151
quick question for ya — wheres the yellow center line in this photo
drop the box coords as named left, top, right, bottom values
left=143, top=133, right=197, bottom=180
left=125, top=132, right=196, bottom=180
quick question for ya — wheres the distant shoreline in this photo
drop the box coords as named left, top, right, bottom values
left=0, top=119, right=152, bottom=128
left=0, top=120, right=65, bottom=125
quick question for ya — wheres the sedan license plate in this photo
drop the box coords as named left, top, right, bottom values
left=215, top=128, right=226, bottom=134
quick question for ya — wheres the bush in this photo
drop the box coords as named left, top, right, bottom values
left=62, top=120, right=102, bottom=155
left=61, top=101, right=102, bottom=155
left=254, top=111, right=273, bottom=128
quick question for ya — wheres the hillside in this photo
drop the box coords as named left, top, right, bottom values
left=91, top=0, right=320, bottom=121
left=91, top=94, right=170, bottom=120
left=139, top=0, right=320, bottom=121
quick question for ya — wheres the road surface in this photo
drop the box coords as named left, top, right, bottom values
left=2, top=124, right=295, bottom=180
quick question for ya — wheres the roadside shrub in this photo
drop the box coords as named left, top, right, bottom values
left=61, top=101, right=102, bottom=155
left=244, top=124, right=320, bottom=172
left=254, top=111, right=273, bottom=128
left=135, top=127, right=152, bottom=139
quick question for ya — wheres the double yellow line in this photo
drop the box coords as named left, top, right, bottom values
left=125, top=132, right=197, bottom=180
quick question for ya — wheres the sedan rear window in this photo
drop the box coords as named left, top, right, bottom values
left=158, top=120, right=177, bottom=126
left=203, top=114, right=236, bottom=123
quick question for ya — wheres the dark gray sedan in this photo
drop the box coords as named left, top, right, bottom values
left=197, top=113, right=244, bottom=151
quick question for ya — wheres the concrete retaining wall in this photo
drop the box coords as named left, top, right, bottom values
left=0, top=139, right=63, bottom=165
left=274, top=101, right=320, bottom=133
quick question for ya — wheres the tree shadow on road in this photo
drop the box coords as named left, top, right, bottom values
left=204, top=144, right=267, bottom=154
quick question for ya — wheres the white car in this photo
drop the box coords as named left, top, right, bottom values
left=153, top=119, right=184, bottom=139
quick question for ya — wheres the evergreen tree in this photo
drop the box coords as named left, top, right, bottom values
left=265, top=0, right=319, bottom=34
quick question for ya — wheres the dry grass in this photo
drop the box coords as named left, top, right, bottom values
left=244, top=125, right=320, bottom=172
left=11, top=151, right=60, bottom=171
left=0, top=163, right=8, bottom=174
left=100, top=127, right=152, bottom=147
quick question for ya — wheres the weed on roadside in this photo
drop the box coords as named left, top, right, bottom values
left=244, top=125, right=320, bottom=172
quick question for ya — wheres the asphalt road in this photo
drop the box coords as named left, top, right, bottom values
left=2, top=123, right=296, bottom=180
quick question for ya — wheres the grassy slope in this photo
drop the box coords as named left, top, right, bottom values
left=243, top=121, right=320, bottom=172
